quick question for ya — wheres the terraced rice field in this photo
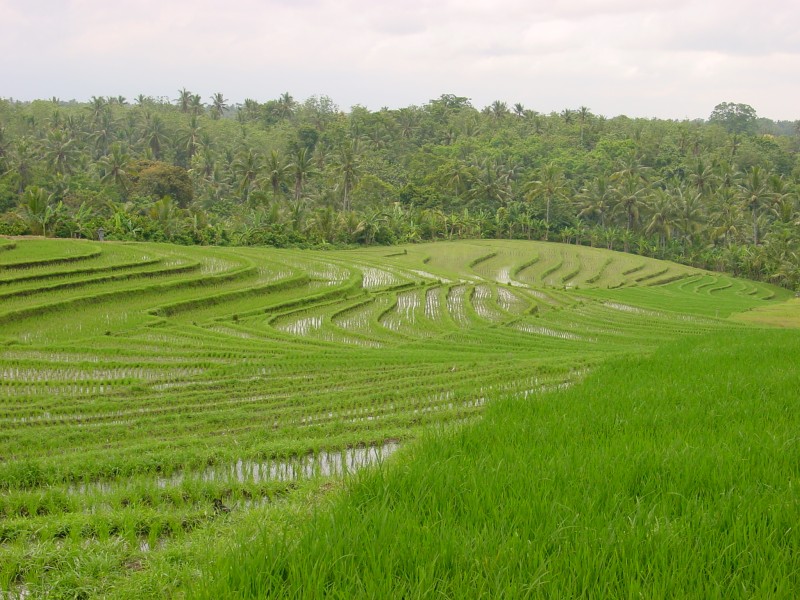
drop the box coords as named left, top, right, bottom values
left=0, top=237, right=792, bottom=597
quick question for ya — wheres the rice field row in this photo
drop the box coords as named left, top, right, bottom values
left=0, top=237, right=792, bottom=598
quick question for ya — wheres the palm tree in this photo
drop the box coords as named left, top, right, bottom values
left=276, top=92, right=296, bottom=119
left=577, top=106, right=591, bottom=146
left=240, top=98, right=261, bottom=122
left=673, top=186, right=704, bottom=248
left=210, top=93, right=227, bottom=120
left=525, top=162, right=568, bottom=238
left=141, top=113, right=169, bottom=159
left=767, top=174, right=793, bottom=224
left=334, top=139, right=361, bottom=212
left=687, top=158, right=717, bottom=197
left=149, top=196, right=183, bottom=239
left=712, top=159, right=738, bottom=191
left=88, top=96, right=107, bottom=123
left=190, top=94, right=204, bottom=116
left=42, top=129, right=79, bottom=175
left=396, top=109, right=418, bottom=139
left=577, top=175, right=613, bottom=227
left=468, top=158, right=512, bottom=209
left=232, top=148, right=262, bottom=203
left=192, top=144, right=217, bottom=180
left=512, top=103, right=525, bottom=118
left=97, top=143, right=131, bottom=194
left=47, top=109, right=63, bottom=130
left=434, top=160, right=472, bottom=199
left=18, top=186, right=60, bottom=236
left=645, top=188, right=675, bottom=251
left=738, top=165, right=771, bottom=245
left=611, top=172, right=649, bottom=234
left=290, top=148, right=314, bottom=201
left=11, top=138, right=36, bottom=193
left=176, top=88, right=192, bottom=113
left=177, top=115, right=202, bottom=163
left=262, top=150, right=288, bottom=199
left=308, top=206, right=341, bottom=243
left=709, top=188, right=742, bottom=247
left=610, top=159, right=652, bottom=233
left=286, top=198, right=308, bottom=232
left=0, top=126, right=8, bottom=174
left=89, top=109, right=118, bottom=158
left=489, top=100, right=508, bottom=121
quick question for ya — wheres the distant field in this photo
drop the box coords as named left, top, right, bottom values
left=0, top=237, right=793, bottom=598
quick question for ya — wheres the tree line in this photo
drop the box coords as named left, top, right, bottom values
left=0, top=92, right=798, bottom=289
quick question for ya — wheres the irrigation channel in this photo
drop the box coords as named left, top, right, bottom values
left=0, top=237, right=791, bottom=597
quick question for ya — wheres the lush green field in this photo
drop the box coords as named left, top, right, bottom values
left=0, top=236, right=794, bottom=598
left=203, top=329, right=800, bottom=598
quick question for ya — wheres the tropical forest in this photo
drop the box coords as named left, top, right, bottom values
left=1, top=93, right=799, bottom=289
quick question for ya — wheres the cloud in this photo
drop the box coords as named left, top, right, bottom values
left=1, top=0, right=798, bottom=120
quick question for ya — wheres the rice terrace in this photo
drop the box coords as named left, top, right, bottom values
left=0, top=236, right=798, bottom=598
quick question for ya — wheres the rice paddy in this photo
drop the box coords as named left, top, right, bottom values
left=0, top=237, right=794, bottom=598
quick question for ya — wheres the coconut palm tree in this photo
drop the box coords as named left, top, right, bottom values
left=673, top=186, right=705, bottom=248
left=276, top=92, right=296, bottom=119
left=525, top=162, right=568, bottom=238
left=610, top=159, right=652, bottom=233
left=90, top=109, right=117, bottom=158
left=176, top=88, right=192, bottom=113
left=489, top=100, right=508, bottom=121
left=97, top=143, right=131, bottom=194
left=177, top=115, right=202, bottom=163
left=232, top=148, right=262, bottom=203
left=611, top=172, right=649, bottom=234
left=290, top=148, right=314, bottom=201
left=149, top=196, right=183, bottom=240
left=645, top=188, right=676, bottom=251
left=709, top=188, right=742, bottom=247
left=334, top=139, right=361, bottom=212
left=88, top=96, right=107, bottom=123
left=738, top=165, right=771, bottom=245
left=42, top=129, right=79, bottom=175
left=577, top=106, right=591, bottom=147
left=687, top=158, right=717, bottom=197
left=577, top=174, right=613, bottom=227
left=396, top=109, right=418, bottom=140
left=189, top=94, right=204, bottom=116
left=141, top=113, right=169, bottom=159
left=262, top=150, right=288, bottom=199
left=18, top=186, right=60, bottom=236
left=11, top=138, right=36, bottom=193
left=0, top=126, right=8, bottom=175
left=468, top=158, right=512, bottom=209
left=209, top=93, right=227, bottom=120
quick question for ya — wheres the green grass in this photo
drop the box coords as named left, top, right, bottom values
left=0, top=236, right=794, bottom=598
left=201, top=328, right=800, bottom=599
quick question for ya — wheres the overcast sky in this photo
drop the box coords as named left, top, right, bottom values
left=2, top=0, right=798, bottom=121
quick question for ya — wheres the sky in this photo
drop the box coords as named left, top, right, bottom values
left=2, top=0, right=799, bottom=121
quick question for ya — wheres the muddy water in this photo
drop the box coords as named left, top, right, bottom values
left=195, top=441, right=401, bottom=485
left=67, top=442, right=400, bottom=496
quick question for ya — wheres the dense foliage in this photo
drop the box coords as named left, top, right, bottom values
left=0, top=93, right=798, bottom=288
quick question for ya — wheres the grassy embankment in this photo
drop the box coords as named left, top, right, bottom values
left=202, top=327, right=800, bottom=598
